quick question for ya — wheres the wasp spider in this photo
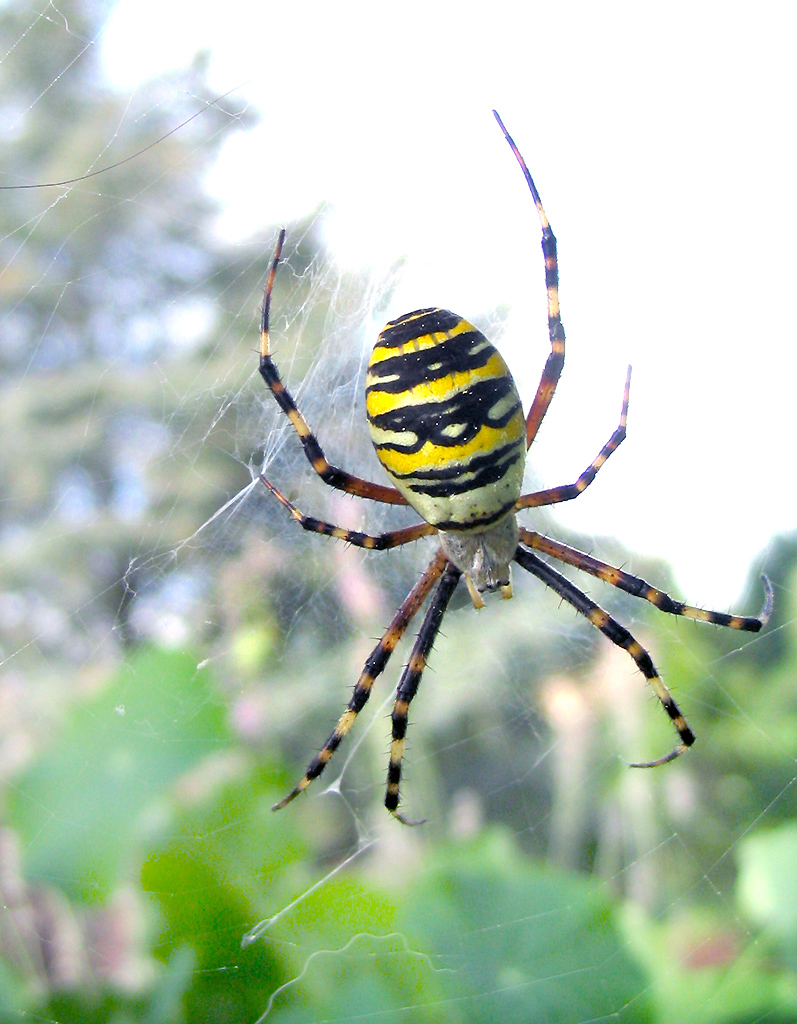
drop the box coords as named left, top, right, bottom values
left=257, top=111, right=772, bottom=824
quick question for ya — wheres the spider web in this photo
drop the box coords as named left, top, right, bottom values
left=1, top=3, right=796, bottom=1023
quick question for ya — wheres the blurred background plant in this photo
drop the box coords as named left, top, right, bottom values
left=1, top=3, right=795, bottom=1022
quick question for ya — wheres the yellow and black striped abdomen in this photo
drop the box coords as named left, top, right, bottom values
left=366, top=308, right=526, bottom=531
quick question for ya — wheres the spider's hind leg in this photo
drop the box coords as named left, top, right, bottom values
left=516, top=367, right=631, bottom=512
left=493, top=110, right=565, bottom=449
left=258, top=229, right=407, bottom=506
left=259, top=475, right=435, bottom=550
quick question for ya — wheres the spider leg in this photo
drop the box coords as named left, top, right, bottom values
left=519, top=528, right=773, bottom=631
left=272, top=549, right=448, bottom=812
left=260, top=229, right=408, bottom=505
left=515, top=367, right=631, bottom=510
left=386, top=562, right=463, bottom=824
left=493, top=111, right=565, bottom=449
left=259, top=475, right=436, bottom=549
left=513, top=545, right=694, bottom=766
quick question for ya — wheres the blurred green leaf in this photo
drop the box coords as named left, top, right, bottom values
left=395, top=830, right=653, bottom=1024
left=737, top=822, right=797, bottom=971
left=254, top=829, right=653, bottom=1023
left=7, top=648, right=228, bottom=901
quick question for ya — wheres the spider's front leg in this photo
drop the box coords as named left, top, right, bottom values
left=514, top=545, right=695, bottom=765
left=519, top=528, right=773, bottom=632
left=272, top=550, right=448, bottom=812
left=386, top=562, right=462, bottom=824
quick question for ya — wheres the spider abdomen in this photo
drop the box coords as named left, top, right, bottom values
left=366, top=308, right=526, bottom=531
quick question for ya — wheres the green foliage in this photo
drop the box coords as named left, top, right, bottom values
left=395, top=832, right=653, bottom=1024
left=6, top=648, right=228, bottom=901
left=2, top=2, right=796, bottom=1022
left=737, top=823, right=797, bottom=973
left=3, top=590, right=796, bottom=1023
left=628, top=898, right=797, bottom=1024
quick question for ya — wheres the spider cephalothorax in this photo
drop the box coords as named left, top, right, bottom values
left=254, top=111, right=772, bottom=824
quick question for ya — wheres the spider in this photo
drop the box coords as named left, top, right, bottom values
left=256, top=110, right=772, bottom=824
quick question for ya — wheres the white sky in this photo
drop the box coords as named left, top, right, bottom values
left=101, top=0, right=796, bottom=608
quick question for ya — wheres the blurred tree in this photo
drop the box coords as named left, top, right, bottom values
left=0, top=0, right=264, bottom=652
